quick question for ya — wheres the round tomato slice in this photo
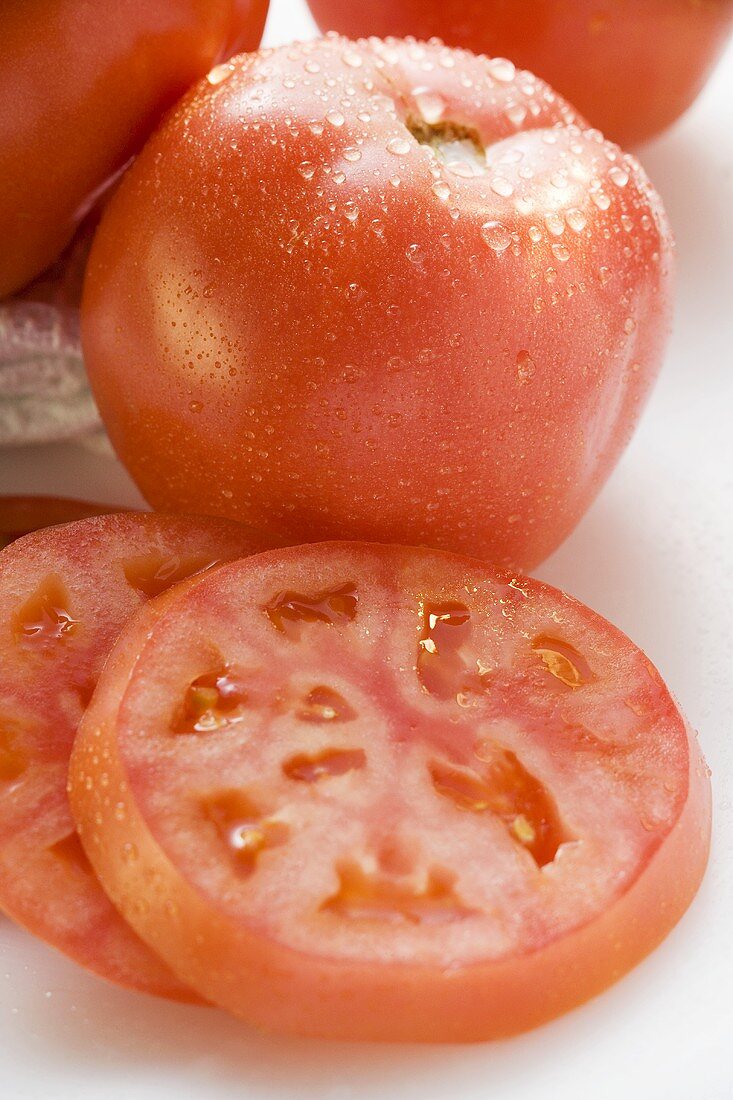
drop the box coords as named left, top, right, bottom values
left=69, top=543, right=711, bottom=1040
left=0, top=512, right=275, bottom=999
left=0, top=496, right=119, bottom=550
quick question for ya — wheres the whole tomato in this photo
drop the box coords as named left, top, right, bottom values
left=82, top=37, right=674, bottom=570
left=306, top=0, right=733, bottom=146
left=0, top=0, right=269, bottom=299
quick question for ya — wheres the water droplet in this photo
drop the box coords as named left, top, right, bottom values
left=304, top=60, right=321, bottom=74
left=624, top=317, right=636, bottom=334
left=206, top=63, right=233, bottom=86
left=516, top=351, right=536, bottom=383
left=413, top=88, right=446, bottom=124
left=504, top=102, right=527, bottom=126
left=343, top=201, right=359, bottom=222
left=406, top=243, right=424, bottom=265
left=481, top=220, right=512, bottom=254
left=552, top=243, right=570, bottom=263
left=326, top=109, right=345, bottom=128
left=566, top=208, right=587, bottom=233
left=490, top=176, right=514, bottom=198
left=609, top=165, right=630, bottom=187
left=343, top=146, right=361, bottom=162
left=432, top=180, right=451, bottom=202
left=591, top=189, right=611, bottom=211
left=387, top=136, right=411, bottom=156
left=487, top=58, right=516, bottom=83
left=544, top=213, right=564, bottom=237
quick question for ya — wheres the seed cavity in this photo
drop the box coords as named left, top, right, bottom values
left=122, top=553, right=220, bottom=599
left=13, top=575, right=78, bottom=649
left=430, top=748, right=568, bottom=867
left=0, top=724, right=26, bottom=783
left=174, top=669, right=248, bottom=734
left=204, top=791, right=289, bottom=876
left=265, top=583, right=358, bottom=637
left=532, top=635, right=592, bottom=688
left=296, top=685, right=356, bottom=723
left=322, top=861, right=472, bottom=924
left=418, top=601, right=490, bottom=702
left=283, top=748, right=366, bottom=783
left=49, top=832, right=93, bottom=874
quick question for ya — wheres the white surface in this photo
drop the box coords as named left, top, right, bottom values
left=1, top=3, right=732, bottom=1098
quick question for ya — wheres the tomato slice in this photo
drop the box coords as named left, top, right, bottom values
left=69, top=543, right=711, bottom=1040
left=0, top=496, right=118, bottom=549
left=0, top=512, right=275, bottom=998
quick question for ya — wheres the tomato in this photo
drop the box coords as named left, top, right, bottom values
left=306, top=2, right=733, bottom=146
left=82, top=37, right=673, bottom=571
left=0, top=0, right=269, bottom=299
left=0, top=512, right=276, bottom=997
left=0, top=496, right=119, bottom=550
left=69, top=542, right=710, bottom=1041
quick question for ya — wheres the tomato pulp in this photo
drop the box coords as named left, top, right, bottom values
left=0, top=512, right=275, bottom=997
left=70, top=542, right=710, bottom=1041
left=82, top=37, right=673, bottom=570
left=306, top=1, right=733, bottom=145
left=0, top=0, right=269, bottom=298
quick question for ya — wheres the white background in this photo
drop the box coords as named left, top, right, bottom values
left=1, top=2, right=732, bottom=1097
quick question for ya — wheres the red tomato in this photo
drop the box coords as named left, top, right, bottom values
left=306, top=1, right=733, bottom=145
left=0, top=0, right=269, bottom=299
left=0, top=496, right=119, bottom=550
left=82, top=38, right=674, bottom=571
left=69, top=542, right=710, bottom=1041
left=0, top=512, right=276, bottom=997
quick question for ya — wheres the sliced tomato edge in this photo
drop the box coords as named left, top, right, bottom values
left=67, top=542, right=712, bottom=1040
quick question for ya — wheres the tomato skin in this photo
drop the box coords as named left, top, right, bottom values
left=306, top=0, right=733, bottom=146
left=82, top=37, right=674, bottom=571
left=69, top=541, right=711, bottom=1041
left=0, top=512, right=278, bottom=998
left=0, top=496, right=119, bottom=549
left=0, top=0, right=269, bottom=299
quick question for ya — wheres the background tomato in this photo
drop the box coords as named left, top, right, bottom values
left=82, top=37, right=673, bottom=570
left=305, top=0, right=733, bottom=146
left=0, top=0, right=270, bottom=299
left=69, top=542, right=711, bottom=1041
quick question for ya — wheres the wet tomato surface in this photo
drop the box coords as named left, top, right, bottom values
left=82, top=37, right=673, bottom=570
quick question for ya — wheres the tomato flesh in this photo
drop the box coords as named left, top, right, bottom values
left=0, top=513, right=274, bottom=997
left=69, top=543, right=711, bottom=1040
